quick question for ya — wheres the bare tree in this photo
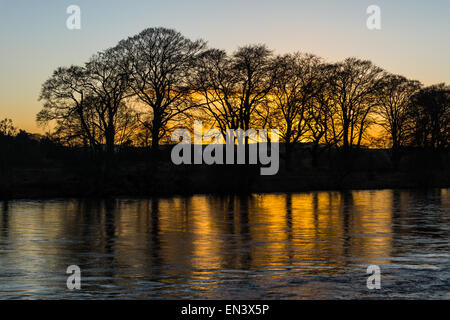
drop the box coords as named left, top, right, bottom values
left=45, top=96, right=102, bottom=148
left=38, top=66, right=100, bottom=149
left=409, top=83, right=449, bottom=149
left=38, top=54, right=135, bottom=153
left=327, top=58, right=384, bottom=151
left=271, top=53, right=323, bottom=165
left=113, top=27, right=206, bottom=151
left=376, top=74, right=421, bottom=167
left=83, top=51, right=131, bottom=154
left=303, top=65, right=337, bottom=166
left=194, top=45, right=276, bottom=139
left=0, top=119, right=17, bottom=137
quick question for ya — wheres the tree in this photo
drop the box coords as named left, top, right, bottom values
left=303, top=65, right=337, bottom=167
left=0, top=118, right=16, bottom=137
left=376, top=74, right=421, bottom=168
left=327, top=58, right=384, bottom=151
left=409, top=83, right=449, bottom=149
left=37, top=66, right=100, bottom=149
left=113, top=27, right=206, bottom=151
left=194, top=45, right=276, bottom=141
left=83, top=51, right=132, bottom=154
left=271, top=53, right=323, bottom=166
left=38, top=55, right=135, bottom=153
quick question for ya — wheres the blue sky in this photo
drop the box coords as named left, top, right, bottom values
left=1, top=0, right=449, bottom=132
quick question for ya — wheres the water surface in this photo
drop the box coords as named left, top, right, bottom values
left=0, top=189, right=449, bottom=299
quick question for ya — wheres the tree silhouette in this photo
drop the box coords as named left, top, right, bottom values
left=194, top=45, right=276, bottom=139
left=271, top=53, right=323, bottom=167
left=327, top=58, right=384, bottom=151
left=112, top=27, right=206, bottom=151
left=83, top=51, right=132, bottom=154
left=409, top=83, right=449, bottom=149
left=376, top=74, right=422, bottom=168
left=38, top=59, right=136, bottom=152
left=38, top=66, right=99, bottom=149
left=0, top=118, right=16, bottom=137
left=35, top=26, right=448, bottom=175
left=303, top=65, right=337, bottom=167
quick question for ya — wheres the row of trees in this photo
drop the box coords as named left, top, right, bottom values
left=38, top=27, right=449, bottom=164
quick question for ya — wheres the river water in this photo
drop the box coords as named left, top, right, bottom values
left=0, top=189, right=449, bottom=299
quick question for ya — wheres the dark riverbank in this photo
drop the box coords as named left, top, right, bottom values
left=5, top=169, right=450, bottom=200
left=1, top=138, right=449, bottom=200
left=2, top=155, right=449, bottom=200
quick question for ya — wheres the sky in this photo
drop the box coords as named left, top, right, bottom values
left=0, top=0, right=449, bottom=133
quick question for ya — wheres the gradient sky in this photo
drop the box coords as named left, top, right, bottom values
left=1, top=0, right=449, bottom=133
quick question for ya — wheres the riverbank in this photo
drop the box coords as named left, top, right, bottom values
left=2, top=163, right=449, bottom=200
left=1, top=145, right=449, bottom=200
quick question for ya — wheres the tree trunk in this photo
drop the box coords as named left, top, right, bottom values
left=311, top=143, right=319, bottom=168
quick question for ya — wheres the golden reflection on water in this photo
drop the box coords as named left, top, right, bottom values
left=0, top=189, right=448, bottom=298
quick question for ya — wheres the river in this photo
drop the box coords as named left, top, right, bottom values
left=0, top=189, right=449, bottom=299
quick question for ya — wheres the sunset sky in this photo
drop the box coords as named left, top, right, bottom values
left=1, top=0, right=449, bottom=133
